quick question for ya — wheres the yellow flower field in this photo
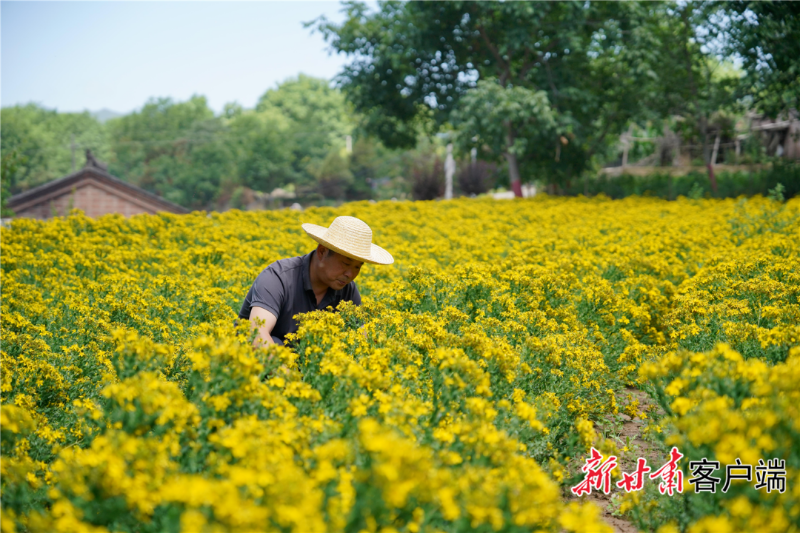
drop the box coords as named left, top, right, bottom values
left=2, top=195, right=798, bottom=533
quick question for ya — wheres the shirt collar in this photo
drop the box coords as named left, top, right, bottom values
left=302, top=250, right=314, bottom=292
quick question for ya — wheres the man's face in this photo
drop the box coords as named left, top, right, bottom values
left=319, top=248, right=363, bottom=290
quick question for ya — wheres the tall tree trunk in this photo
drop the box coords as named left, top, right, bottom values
left=700, top=114, right=710, bottom=166
left=505, top=122, right=523, bottom=197
left=710, top=130, right=721, bottom=167
left=699, top=114, right=718, bottom=194
left=706, top=130, right=720, bottom=195
left=622, top=124, right=633, bottom=168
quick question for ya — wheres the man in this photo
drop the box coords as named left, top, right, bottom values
left=239, top=216, right=393, bottom=347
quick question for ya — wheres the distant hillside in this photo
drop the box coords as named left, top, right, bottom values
left=91, top=108, right=123, bottom=123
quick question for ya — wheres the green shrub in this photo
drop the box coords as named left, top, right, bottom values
left=565, top=162, right=800, bottom=200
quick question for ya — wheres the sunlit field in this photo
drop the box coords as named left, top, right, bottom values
left=2, top=195, right=798, bottom=533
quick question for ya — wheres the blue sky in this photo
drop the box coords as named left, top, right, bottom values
left=1, top=1, right=367, bottom=115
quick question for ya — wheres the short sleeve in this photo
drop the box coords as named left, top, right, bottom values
left=348, top=282, right=362, bottom=306
left=249, top=266, right=285, bottom=317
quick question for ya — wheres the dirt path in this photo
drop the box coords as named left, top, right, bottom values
left=564, top=387, right=665, bottom=533
left=579, top=492, right=639, bottom=533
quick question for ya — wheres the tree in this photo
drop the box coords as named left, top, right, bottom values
left=451, top=79, right=554, bottom=196
left=346, top=137, right=380, bottom=200
left=0, top=104, right=110, bottom=193
left=256, top=75, right=355, bottom=186
left=0, top=79, right=388, bottom=211
left=227, top=108, right=296, bottom=195
left=315, top=1, right=670, bottom=195
left=633, top=2, right=741, bottom=192
left=722, top=1, right=800, bottom=116
left=107, top=95, right=234, bottom=209
left=1, top=149, right=22, bottom=216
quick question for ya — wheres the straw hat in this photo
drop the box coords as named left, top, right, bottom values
left=301, top=216, right=393, bottom=265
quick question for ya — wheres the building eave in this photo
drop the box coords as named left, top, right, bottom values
left=7, top=167, right=190, bottom=214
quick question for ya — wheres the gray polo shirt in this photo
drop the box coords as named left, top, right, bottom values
left=238, top=250, right=361, bottom=345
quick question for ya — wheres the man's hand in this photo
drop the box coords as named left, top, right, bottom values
left=249, top=306, right=278, bottom=349
left=248, top=307, right=291, bottom=378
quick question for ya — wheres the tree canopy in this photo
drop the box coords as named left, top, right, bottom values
left=315, top=2, right=713, bottom=191
left=0, top=104, right=110, bottom=192
left=722, top=1, right=800, bottom=116
left=314, top=0, right=799, bottom=194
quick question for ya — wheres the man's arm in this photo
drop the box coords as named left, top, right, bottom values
left=249, top=306, right=278, bottom=348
